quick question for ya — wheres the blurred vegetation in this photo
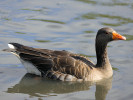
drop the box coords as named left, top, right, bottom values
left=35, top=40, right=51, bottom=43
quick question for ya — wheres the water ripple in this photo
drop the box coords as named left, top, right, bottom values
left=27, top=19, right=66, bottom=24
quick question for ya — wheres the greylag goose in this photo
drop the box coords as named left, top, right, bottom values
left=3, top=27, right=126, bottom=81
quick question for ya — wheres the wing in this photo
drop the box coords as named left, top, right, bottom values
left=8, top=43, right=95, bottom=80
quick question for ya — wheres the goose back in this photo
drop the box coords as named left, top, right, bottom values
left=10, top=43, right=94, bottom=81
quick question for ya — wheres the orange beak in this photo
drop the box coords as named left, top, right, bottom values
left=112, top=32, right=126, bottom=40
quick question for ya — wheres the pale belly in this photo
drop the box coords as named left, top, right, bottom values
left=20, top=59, right=41, bottom=76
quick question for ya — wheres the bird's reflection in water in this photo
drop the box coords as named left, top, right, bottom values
left=7, top=73, right=112, bottom=100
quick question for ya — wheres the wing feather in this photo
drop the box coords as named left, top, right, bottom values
left=10, top=43, right=94, bottom=80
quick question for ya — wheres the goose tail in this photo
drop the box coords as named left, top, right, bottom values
left=8, top=42, right=23, bottom=49
left=2, top=43, right=22, bottom=56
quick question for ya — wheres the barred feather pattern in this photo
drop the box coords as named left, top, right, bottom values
left=6, top=43, right=95, bottom=81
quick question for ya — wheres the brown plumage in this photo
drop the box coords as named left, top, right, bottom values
left=3, top=27, right=126, bottom=81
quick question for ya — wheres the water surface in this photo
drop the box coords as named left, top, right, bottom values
left=0, top=0, right=133, bottom=100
